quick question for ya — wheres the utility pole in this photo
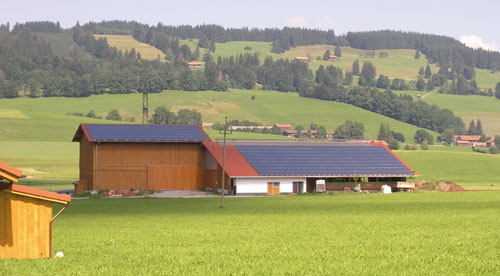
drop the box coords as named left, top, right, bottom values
left=142, top=91, right=148, bottom=124
left=219, top=117, right=232, bottom=208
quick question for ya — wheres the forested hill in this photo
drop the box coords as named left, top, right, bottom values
left=5, top=20, right=500, bottom=135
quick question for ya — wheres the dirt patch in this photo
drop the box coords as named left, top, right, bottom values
left=436, top=181, right=465, bottom=192
left=413, top=180, right=464, bottom=192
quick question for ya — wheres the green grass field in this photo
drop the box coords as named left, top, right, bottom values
left=36, top=32, right=95, bottom=60
left=0, top=89, right=434, bottom=141
left=1, top=193, right=500, bottom=275
left=395, top=146, right=500, bottom=190
left=94, top=34, right=166, bottom=61
left=397, top=90, right=500, bottom=136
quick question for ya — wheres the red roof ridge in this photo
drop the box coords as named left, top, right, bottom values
left=372, top=144, right=419, bottom=176
left=2, top=184, right=71, bottom=204
left=202, top=141, right=259, bottom=177
left=0, top=161, right=23, bottom=179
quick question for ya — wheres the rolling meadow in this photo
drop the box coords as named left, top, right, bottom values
left=1, top=31, right=500, bottom=275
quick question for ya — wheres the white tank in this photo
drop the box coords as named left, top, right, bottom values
left=381, top=185, right=392, bottom=194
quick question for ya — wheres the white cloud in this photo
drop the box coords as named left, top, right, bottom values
left=284, top=16, right=307, bottom=28
left=459, top=35, right=498, bottom=52
left=314, top=17, right=333, bottom=29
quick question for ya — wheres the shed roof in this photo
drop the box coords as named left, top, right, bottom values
left=202, top=142, right=259, bottom=177
left=235, top=144, right=414, bottom=177
left=0, top=161, right=23, bottom=182
left=72, top=124, right=210, bottom=143
left=0, top=183, right=71, bottom=204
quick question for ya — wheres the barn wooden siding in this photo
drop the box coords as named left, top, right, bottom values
left=0, top=191, right=52, bottom=259
left=204, top=163, right=231, bottom=193
left=78, top=139, right=207, bottom=191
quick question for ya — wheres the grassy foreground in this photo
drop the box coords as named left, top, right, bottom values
left=1, top=193, right=499, bottom=275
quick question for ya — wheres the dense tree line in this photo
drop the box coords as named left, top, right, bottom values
left=300, top=85, right=464, bottom=134
left=344, top=30, right=500, bottom=72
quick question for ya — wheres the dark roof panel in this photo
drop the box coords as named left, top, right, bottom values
left=235, top=145, right=413, bottom=176
left=77, top=124, right=209, bottom=142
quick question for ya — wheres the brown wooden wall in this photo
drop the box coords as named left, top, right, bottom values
left=204, top=164, right=230, bottom=193
left=0, top=191, right=53, bottom=259
left=79, top=135, right=95, bottom=192
left=78, top=141, right=207, bottom=191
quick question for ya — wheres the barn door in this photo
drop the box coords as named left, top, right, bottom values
left=293, top=181, right=304, bottom=194
left=267, top=182, right=279, bottom=195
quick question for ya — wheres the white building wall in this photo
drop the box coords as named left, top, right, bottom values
left=235, top=178, right=307, bottom=194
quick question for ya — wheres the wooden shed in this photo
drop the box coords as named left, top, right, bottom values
left=0, top=162, right=71, bottom=259
left=72, top=124, right=211, bottom=193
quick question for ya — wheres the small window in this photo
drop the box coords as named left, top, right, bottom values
left=273, top=182, right=280, bottom=188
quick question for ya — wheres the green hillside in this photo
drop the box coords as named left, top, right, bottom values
left=0, top=89, right=435, bottom=142
left=36, top=32, right=94, bottom=59
left=397, top=90, right=500, bottom=136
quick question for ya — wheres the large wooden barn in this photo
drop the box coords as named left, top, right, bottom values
left=72, top=124, right=416, bottom=195
left=1, top=162, right=71, bottom=259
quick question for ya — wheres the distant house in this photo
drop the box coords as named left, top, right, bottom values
left=295, top=57, right=309, bottom=63
left=188, top=62, right=202, bottom=68
left=454, top=135, right=482, bottom=147
left=328, top=55, right=338, bottom=60
left=274, top=124, right=293, bottom=131
left=486, top=137, right=495, bottom=147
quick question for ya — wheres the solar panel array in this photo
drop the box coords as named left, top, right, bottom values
left=236, top=145, right=412, bottom=176
left=85, top=124, right=208, bottom=142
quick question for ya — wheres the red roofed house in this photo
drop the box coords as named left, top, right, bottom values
left=295, top=57, right=309, bottom=63
left=0, top=162, right=70, bottom=259
left=188, top=62, right=202, bottom=68
left=454, top=135, right=481, bottom=147
left=274, top=124, right=293, bottom=131
left=329, top=55, right=338, bottom=60
left=72, top=124, right=417, bottom=195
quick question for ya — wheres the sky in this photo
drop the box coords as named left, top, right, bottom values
left=1, top=0, right=498, bottom=52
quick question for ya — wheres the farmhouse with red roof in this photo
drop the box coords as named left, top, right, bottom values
left=72, top=124, right=417, bottom=195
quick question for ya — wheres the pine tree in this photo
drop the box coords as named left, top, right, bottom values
left=334, top=45, right=342, bottom=57
left=209, top=40, right=216, bottom=52
left=496, top=81, right=500, bottom=100
left=418, top=67, right=424, bottom=76
left=467, top=120, right=476, bottom=135
left=323, top=49, right=331, bottom=60
left=425, top=65, right=432, bottom=78
left=352, top=60, right=360, bottom=75
left=415, top=50, right=421, bottom=59
left=377, top=123, right=386, bottom=141
left=426, top=79, right=435, bottom=91
left=476, top=119, right=483, bottom=135
left=416, top=78, right=426, bottom=91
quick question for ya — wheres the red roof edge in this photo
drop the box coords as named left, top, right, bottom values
left=202, top=141, right=259, bottom=177
left=371, top=144, right=419, bottom=177
left=2, top=184, right=71, bottom=204
left=0, top=161, right=23, bottom=179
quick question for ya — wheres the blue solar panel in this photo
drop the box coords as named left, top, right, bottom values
left=236, top=145, right=412, bottom=176
left=85, top=124, right=208, bottom=142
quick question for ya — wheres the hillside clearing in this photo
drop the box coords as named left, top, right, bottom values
left=94, top=34, right=166, bottom=61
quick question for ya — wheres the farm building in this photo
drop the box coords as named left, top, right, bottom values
left=72, top=124, right=210, bottom=193
left=454, top=135, right=482, bottom=147
left=204, top=140, right=416, bottom=194
left=72, top=124, right=416, bottom=195
left=295, top=57, right=309, bottom=63
left=187, top=62, right=202, bottom=68
left=0, top=162, right=71, bottom=259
